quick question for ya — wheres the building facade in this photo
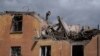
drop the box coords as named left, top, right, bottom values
left=0, top=11, right=99, bottom=56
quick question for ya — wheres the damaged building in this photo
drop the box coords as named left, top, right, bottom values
left=0, top=11, right=99, bottom=56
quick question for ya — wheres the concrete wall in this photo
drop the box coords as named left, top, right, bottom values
left=84, top=35, right=100, bottom=56
left=0, top=14, right=41, bottom=56
left=32, top=40, right=71, bottom=56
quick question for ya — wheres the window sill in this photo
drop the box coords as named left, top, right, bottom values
left=10, top=31, right=23, bottom=34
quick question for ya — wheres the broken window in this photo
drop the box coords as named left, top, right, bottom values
left=11, top=46, right=21, bottom=56
left=12, top=15, right=22, bottom=32
left=40, top=46, right=51, bottom=56
left=72, top=45, right=84, bottom=56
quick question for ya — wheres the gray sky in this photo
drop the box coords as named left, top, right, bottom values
left=0, top=0, right=100, bottom=26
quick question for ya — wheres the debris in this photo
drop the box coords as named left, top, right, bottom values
left=35, top=11, right=100, bottom=42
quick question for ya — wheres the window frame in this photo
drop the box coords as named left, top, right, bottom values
left=40, top=46, right=51, bottom=56
left=11, top=46, right=21, bottom=56
left=10, top=14, right=23, bottom=34
left=72, top=45, right=84, bottom=56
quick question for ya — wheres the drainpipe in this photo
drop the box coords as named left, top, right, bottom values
left=97, top=36, right=99, bottom=56
left=97, top=24, right=99, bottom=56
